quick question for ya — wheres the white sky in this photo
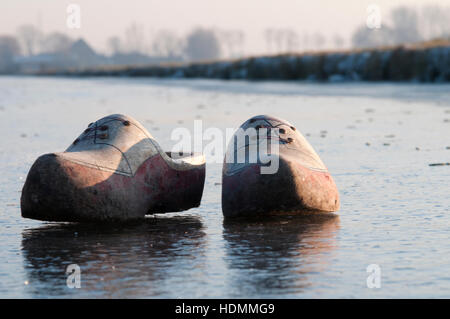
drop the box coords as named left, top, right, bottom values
left=1, top=0, right=449, bottom=55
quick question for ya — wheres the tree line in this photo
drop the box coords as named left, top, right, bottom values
left=1, top=4, right=449, bottom=73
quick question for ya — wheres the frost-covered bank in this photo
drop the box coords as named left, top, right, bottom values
left=48, top=43, right=450, bottom=82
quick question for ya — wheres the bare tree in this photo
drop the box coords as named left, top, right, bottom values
left=302, top=33, right=310, bottom=51
left=332, top=34, right=345, bottom=49
left=16, top=25, right=42, bottom=56
left=420, top=5, right=450, bottom=40
left=107, top=36, right=122, bottom=55
left=217, top=29, right=245, bottom=58
left=390, top=6, right=421, bottom=44
left=234, top=30, right=245, bottom=57
left=272, top=29, right=284, bottom=53
left=285, top=29, right=299, bottom=52
left=0, top=36, right=20, bottom=72
left=184, top=28, right=221, bottom=62
left=312, top=32, right=326, bottom=50
left=351, top=5, right=450, bottom=49
left=265, top=29, right=274, bottom=54
left=151, top=30, right=183, bottom=58
left=351, top=24, right=395, bottom=48
left=124, top=23, right=146, bottom=53
left=264, top=29, right=300, bottom=54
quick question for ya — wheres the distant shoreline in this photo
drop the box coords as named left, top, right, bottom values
left=37, top=40, right=450, bottom=83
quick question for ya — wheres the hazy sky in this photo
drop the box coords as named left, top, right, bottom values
left=1, top=0, right=449, bottom=55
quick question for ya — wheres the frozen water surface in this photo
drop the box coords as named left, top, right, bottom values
left=0, top=76, right=449, bottom=298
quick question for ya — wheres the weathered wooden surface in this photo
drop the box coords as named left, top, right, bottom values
left=222, top=115, right=339, bottom=218
left=21, top=114, right=205, bottom=222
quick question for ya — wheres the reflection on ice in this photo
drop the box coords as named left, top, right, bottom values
left=222, top=213, right=340, bottom=296
left=21, top=215, right=205, bottom=298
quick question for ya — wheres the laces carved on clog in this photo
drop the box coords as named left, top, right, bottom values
left=252, top=125, right=294, bottom=145
left=72, top=119, right=130, bottom=145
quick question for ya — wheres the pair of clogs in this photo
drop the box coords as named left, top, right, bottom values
left=21, top=114, right=339, bottom=222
